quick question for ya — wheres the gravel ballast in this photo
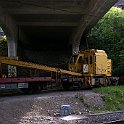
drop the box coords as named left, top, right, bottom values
left=0, top=90, right=123, bottom=124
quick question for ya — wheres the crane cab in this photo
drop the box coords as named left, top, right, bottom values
left=69, top=49, right=94, bottom=75
left=68, top=53, right=84, bottom=73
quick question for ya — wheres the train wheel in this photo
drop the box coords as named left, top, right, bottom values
left=72, top=81, right=82, bottom=90
left=84, top=77, right=92, bottom=88
left=110, top=79, right=118, bottom=86
left=21, top=83, right=42, bottom=94
left=62, top=82, right=71, bottom=90
left=21, top=88, right=30, bottom=94
left=30, top=83, right=41, bottom=93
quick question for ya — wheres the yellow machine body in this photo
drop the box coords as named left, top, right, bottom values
left=69, top=49, right=112, bottom=77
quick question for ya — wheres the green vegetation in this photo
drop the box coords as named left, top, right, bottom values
left=94, top=86, right=124, bottom=111
left=88, top=7, right=124, bottom=77
left=0, top=27, right=7, bottom=56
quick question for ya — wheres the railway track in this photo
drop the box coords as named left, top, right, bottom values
left=106, top=120, right=124, bottom=124
left=86, top=111, right=124, bottom=124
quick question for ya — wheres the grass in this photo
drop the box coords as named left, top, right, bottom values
left=93, top=86, right=124, bottom=111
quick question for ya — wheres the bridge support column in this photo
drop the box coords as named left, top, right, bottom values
left=8, top=40, right=17, bottom=57
left=8, top=40, right=17, bottom=77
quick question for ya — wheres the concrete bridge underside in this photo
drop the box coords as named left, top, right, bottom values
left=0, top=0, right=118, bottom=66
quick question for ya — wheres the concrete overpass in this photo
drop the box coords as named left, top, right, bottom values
left=0, top=0, right=118, bottom=66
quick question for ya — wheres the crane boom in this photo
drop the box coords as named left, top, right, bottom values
left=0, top=56, right=82, bottom=76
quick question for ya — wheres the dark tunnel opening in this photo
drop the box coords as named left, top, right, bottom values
left=18, top=26, right=74, bottom=68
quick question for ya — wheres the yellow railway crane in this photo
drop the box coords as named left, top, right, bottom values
left=0, top=49, right=116, bottom=93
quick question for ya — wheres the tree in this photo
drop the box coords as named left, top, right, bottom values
left=88, top=7, right=124, bottom=76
